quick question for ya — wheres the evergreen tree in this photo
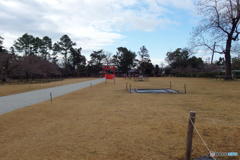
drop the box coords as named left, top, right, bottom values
left=53, top=35, right=76, bottom=68
left=14, top=33, right=35, bottom=56
left=112, top=47, right=136, bottom=74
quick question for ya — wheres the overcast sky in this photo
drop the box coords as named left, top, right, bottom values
left=0, top=0, right=204, bottom=64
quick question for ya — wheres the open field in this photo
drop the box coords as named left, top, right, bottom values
left=0, top=78, right=95, bottom=96
left=0, top=77, right=239, bottom=160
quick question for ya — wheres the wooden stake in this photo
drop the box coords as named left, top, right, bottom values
left=184, top=84, right=187, bottom=94
left=129, top=84, right=132, bottom=93
left=170, top=81, right=172, bottom=89
left=50, top=92, right=53, bottom=103
left=185, top=111, right=196, bottom=160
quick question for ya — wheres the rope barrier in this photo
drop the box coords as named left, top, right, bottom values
left=194, top=111, right=240, bottom=114
left=188, top=113, right=240, bottom=160
left=196, top=117, right=240, bottom=126
left=190, top=118, right=212, bottom=155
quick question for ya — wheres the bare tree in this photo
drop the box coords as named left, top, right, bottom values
left=103, top=51, right=112, bottom=65
left=138, top=45, right=150, bottom=74
left=0, top=53, right=19, bottom=82
left=193, top=0, right=240, bottom=79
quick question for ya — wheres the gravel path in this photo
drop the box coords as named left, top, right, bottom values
left=0, top=78, right=105, bottom=115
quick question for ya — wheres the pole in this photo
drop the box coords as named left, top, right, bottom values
left=184, top=84, right=187, bottom=94
left=211, top=42, right=216, bottom=64
left=50, top=92, right=53, bottom=103
left=185, top=111, right=196, bottom=160
left=129, top=84, right=132, bottom=93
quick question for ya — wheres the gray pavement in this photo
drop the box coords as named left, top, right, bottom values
left=0, top=78, right=105, bottom=115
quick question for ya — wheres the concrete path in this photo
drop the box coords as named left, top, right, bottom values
left=0, top=78, right=105, bottom=115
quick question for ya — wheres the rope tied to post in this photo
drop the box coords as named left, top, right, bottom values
left=189, top=118, right=212, bottom=155
left=185, top=111, right=216, bottom=160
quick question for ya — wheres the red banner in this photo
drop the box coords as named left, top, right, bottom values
left=105, top=74, right=115, bottom=79
left=103, top=66, right=116, bottom=79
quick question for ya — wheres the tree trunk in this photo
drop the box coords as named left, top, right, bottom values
left=1, top=74, right=7, bottom=82
left=224, top=37, right=233, bottom=80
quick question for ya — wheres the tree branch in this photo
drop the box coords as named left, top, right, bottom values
left=212, top=4, right=230, bottom=35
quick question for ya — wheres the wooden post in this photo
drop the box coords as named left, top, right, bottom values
left=126, top=82, right=128, bottom=90
left=129, top=84, right=132, bottom=93
left=50, top=92, right=53, bottom=103
left=185, top=111, right=196, bottom=160
left=105, top=79, right=107, bottom=84
left=114, top=78, right=116, bottom=85
left=184, top=84, right=187, bottom=94
left=170, top=81, right=172, bottom=89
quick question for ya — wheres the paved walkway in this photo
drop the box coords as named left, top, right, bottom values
left=0, top=78, right=105, bottom=115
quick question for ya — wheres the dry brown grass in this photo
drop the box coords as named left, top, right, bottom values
left=0, top=78, right=95, bottom=96
left=0, top=77, right=239, bottom=160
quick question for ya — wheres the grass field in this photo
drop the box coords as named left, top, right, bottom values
left=0, top=77, right=239, bottom=160
left=0, top=78, right=95, bottom=96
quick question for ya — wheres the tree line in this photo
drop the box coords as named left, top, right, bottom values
left=0, top=34, right=158, bottom=82
left=1, top=33, right=240, bottom=82
left=165, top=48, right=238, bottom=77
